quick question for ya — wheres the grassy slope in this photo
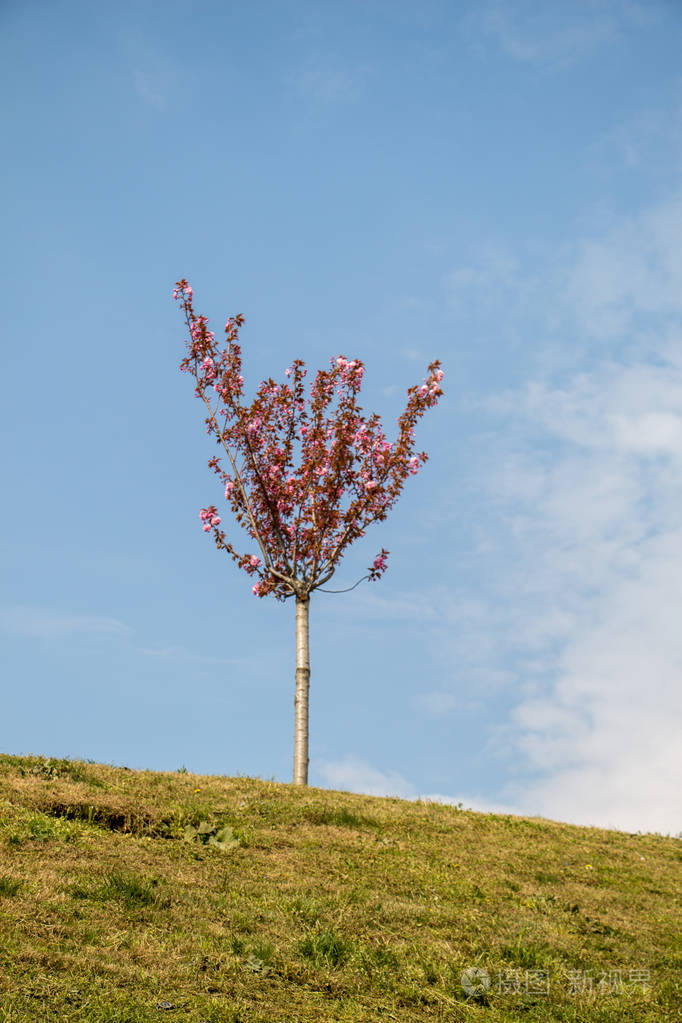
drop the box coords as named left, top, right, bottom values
left=0, top=754, right=679, bottom=1023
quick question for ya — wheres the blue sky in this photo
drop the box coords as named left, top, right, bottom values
left=2, top=0, right=681, bottom=836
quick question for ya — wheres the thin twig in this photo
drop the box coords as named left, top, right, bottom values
left=317, top=575, right=370, bottom=594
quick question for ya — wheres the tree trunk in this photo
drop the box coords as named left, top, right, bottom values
left=293, top=594, right=311, bottom=785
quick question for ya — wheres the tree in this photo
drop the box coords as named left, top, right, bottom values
left=174, top=279, right=444, bottom=785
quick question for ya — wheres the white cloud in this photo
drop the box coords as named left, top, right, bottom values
left=0, top=605, right=131, bottom=639
left=608, top=411, right=682, bottom=453
left=315, top=324, right=682, bottom=836
left=562, top=197, right=682, bottom=340
left=422, top=792, right=526, bottom=816
left=482, top=426, right=682, bottom=836
left=418, top=691, right=460, bottom=715
left=585, top=94, right=682, bottom=176
left=441, top=193, right=682, bottom=837
left=464, top=0, right=660, bottom=68
left=288, top=61, right=372, bottom=102
left=442, top=195, right=682, bottom=371
left=317, top=755, right=526, bottom=817
left=442, top=241, right=524, bottom=316
left=318, top=755, right=417, bottom=799
left=399, top=346, right=429, bottom=361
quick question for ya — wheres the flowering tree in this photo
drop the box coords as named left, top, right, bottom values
left=174, top=279, right=444, bottom=785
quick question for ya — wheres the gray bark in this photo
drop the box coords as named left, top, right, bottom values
left=293, top=594, right=311, bottom=785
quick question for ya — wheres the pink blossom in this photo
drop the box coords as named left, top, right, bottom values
left=200, top=508, right=221, bottom=528
left=177, top=282, right=442, bottom=603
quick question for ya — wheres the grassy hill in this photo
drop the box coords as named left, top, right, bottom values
left=0, top=753, right=679, bottom=1022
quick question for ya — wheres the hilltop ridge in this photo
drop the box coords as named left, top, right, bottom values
left=0, top=753, right=679, bottom=1021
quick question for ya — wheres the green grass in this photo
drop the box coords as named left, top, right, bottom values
left=0, top=753, right=679, bottom=1021
left=0, top=875, right=22, bottom=897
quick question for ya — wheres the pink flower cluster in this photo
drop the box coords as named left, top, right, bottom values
left=366, top=547, right=390, bottom=583
left=199, top=507, right=221, bottom=532
left=334, top=355, right=364, bottom=391
left=201, top=356, right=216, bottom=381
left=174, top=278, right=444, bottom=601
left=417, top=368, right=444, bottom=407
